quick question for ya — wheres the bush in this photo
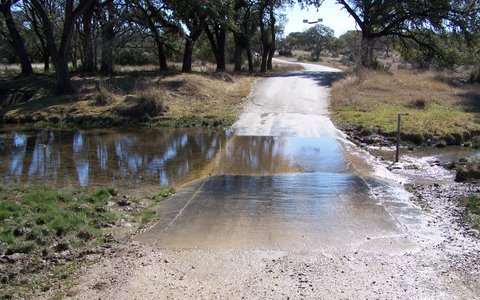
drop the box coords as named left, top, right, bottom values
left=469, top=65, right=480, bottom=83
left=94, top=81, right=116, bottom=106
left=455, top=159, right=480, bottom=182
left=117, top=91, right=168, bottom=120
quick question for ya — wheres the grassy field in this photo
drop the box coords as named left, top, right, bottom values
left=330, top=69, right=480, bottom=146
left=0, top=184, right=175, bottom=299
left=0, top=71, right=255, bottom=128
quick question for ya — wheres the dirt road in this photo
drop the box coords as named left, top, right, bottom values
left=52, top=60, right=480, bottom=300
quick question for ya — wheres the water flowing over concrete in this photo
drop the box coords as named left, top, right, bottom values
left=138, top=60, right=417, bottom=255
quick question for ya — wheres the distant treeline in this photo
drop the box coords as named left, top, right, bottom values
left=1, top=0, right=478, bottom=94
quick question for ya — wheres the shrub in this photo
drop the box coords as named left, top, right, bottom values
left=469, top=65, right=480, bottom=83
left=455, top=159, right=480, bottom=182
left=117, top=91, right=168, bottom=120
left=95, top=81, right=116, bottom=106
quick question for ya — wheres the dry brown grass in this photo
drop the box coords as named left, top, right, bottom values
left=330, top=69, right=480, bottom=144
left=1, top=72, right=255, bottom=126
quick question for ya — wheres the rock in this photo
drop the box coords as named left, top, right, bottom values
left=436, top=140, right=447, bottom=148
left=117, top=198, right=132, bottom=206
left=13, top=227, right=28, bottom=237
left=92, top=281, right=109, bottom=290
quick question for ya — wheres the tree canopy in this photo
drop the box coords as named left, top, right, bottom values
left=0, top=0, right=478, bottom=93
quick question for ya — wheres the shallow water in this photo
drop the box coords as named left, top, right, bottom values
left=0, top=127, right=230, bottom=189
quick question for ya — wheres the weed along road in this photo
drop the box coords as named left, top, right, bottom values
left=70, top=61, right=480, bottom=299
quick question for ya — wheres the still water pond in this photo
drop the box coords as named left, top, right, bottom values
left=0, top=127, right=230, bottom=189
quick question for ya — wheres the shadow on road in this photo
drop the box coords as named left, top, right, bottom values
left=268, top=70, right=342, bottom=87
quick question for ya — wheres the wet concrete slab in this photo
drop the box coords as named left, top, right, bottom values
left=137, top=173, right=415, bottom=253
left=214, top=135, right=349, bottom=175
left=137, top=64, right=419, bottom=254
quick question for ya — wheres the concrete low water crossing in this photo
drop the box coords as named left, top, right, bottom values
left=138, top=61, right=421, bottom=254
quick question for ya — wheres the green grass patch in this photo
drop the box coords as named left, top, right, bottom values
left=463, top=195, right=480, bottom=228
left=332, top=103, right=478, bottom=145
left=154, top=186, right=176, bottom=202
left=0, top=185, right=116, bottom=251
left=140, top=209, right=157, bottom=226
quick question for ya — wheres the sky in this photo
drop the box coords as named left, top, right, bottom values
left=283, top=0, right=358, bottom=37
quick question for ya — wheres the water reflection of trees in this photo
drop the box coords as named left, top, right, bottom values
left=0, top=129, right=228, bottom=187
left=217, top=136, right=294, bottom=174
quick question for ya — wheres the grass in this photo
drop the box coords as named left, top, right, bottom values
left=132, top=209, right=158, bottom=226
left=0, top=185, right=116, bottom=250
left=0, top=70, right=255, bottom=128
left=330, top=69, right=480, bottom=145
left=154, top=186, right=176, bottom=202
left=0, top=185, right=117, bottom=298
left=0, top=183, right=176, bottom=298
left=463, top=195, right=480, bottom=229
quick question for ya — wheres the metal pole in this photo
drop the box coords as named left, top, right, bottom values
left=396, top=113, right=401, bottom=163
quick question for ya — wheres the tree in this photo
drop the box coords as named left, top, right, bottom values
left=99, top=0, right=116, bottom=75
left=29, top=0, right=96, bottom=93
left=78, top=1, right=97, bottom=72
left=204, top=0, right=233, bottom=72
left=24, top=1, right=51, bottom=71
left=1, top=0, right=33, bottom=77
left=338, top=30, right=361, bottom=62
left=165, top=0, right=206, bottom=72
left=128, top=0, right=180, bottom=72
left=302, top=24, right=334, bottom=61
left=335, top=0, right=453, bottom=67
left=231, top=0, right=258, bottom=72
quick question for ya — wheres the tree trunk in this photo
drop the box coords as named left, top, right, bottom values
left=205, top=24, right=226, bottom=72
left=148, top=17, right=168, bottom=72
left=99, top=33, right=114, bottom=75
left=259, top=18, right=268, bottom=73
left=55, top=53, right=73, bottom=94
left=360, top=33, right=374, bottom=67
left=267, top=47, right=275, bottom=70
left=246, top=47, right=253, bottom=73
left=233, top=35, right=242, bottom=72
left=43, top=51, right=50, bottom=72
left=100, top=1, right=115, bottom=75
left=157, top=41, right=168, bottom=73
left=260, top=48, right=268, bottom=73
left=81, top=3, right=95, bottom=72
left=1, top=1, right=33, bottom=77
left=182, top=27, right=202, bottom=73
left=216, top=28, right=226, bottom=71
left=182, top=39, right=193, bottom=72
left=267, top=5, right=275, bottom=71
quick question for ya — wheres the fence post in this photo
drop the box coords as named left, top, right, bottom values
left=395, top=113, right=408, bottom=163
